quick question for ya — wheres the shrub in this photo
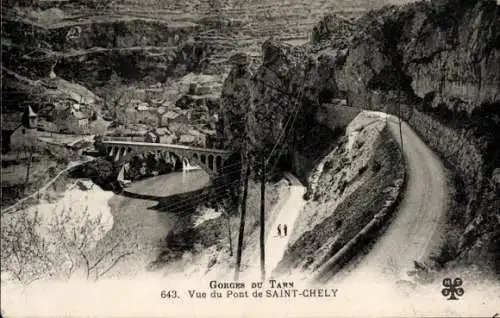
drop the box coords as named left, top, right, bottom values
left=358, top=165, right=368, bottom=175
left=372, top=160, right=382, bottom=172
left=303, top=191, right=311, bottom=201
left=323, top=159, right=334, bottom=171
left=69, top=159, right=117, bottom=188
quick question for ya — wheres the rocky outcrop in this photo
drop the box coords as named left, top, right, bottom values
left=221, top=0, right=500, bottom=274
left=219, top=39, right=351, bottom=177
left=341, top=0, right=499, bottom=113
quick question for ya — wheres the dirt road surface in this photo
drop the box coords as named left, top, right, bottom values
left=342, top=114, right=448, bottom=282
left=265, top=172, right=307, bottom=274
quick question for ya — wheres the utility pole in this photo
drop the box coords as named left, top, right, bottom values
left=259, top=152, right=266, bottom=281
left=398, top=104, right=404, bottom=154
left=234, top=155, right=250, bottom=281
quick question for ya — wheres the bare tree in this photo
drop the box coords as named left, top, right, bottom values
left=1, top=205, right=136, bottom=285
left=99, top=73, right=133, bottom=126
left=217, top=199, right=234, bottom=256
left=9, top=127, right=42, bottom=195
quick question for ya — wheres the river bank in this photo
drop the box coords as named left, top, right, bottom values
left=89, top=170, right=211, bottom=278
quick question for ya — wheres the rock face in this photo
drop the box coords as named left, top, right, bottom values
left=336, top=1, right=500, bottom=274
left=342, top=0, right=499, bottom=113
left=220, top=38, right=351, bottom=175
left=2, top=16, right=223, bottom=87
left=221, top=0, right=500, bottom=274
left=220, top=53, right=255, bottom=153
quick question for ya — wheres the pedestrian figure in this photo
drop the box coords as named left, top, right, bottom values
left=277, top=224, right=282, bottom=237
left=283, top=224, right=288, bottom=237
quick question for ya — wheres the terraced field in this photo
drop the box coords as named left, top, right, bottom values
left=6, top=0, right=409, bottom=75
left=107, top=0, right=405, bottom=63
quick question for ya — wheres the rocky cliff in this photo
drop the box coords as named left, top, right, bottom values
left=221, top=0, right=500, bottom=274
left=337, top=0, right=500, bottom=274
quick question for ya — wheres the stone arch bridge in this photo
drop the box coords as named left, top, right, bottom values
left=100, top=140, right=232, bottom=179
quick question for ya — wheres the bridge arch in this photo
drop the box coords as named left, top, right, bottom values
left=208, top=154, right=214, bottom=170
left=216, top=155, right=222, bottom=172
left=100, top=141, right=232, bottom=179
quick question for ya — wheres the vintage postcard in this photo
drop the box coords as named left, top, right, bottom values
left=1, top=0, right=499, bottom=317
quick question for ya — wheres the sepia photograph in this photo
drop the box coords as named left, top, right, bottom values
left=1, top=0, right=499, bottom=317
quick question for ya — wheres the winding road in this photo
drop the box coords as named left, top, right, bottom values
left=342, top=113, right=448, bottom=281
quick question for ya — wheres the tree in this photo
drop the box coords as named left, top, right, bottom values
left=1, top=205, right=136, bottom=285
left=99, top=72, right=132, bottom=126
left=217, top=200, right=234, bottom=256
left=9, top=127, right=42, bottom=195
left=91, top=118, right=109, bottom=136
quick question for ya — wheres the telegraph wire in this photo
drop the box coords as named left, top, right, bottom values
left=159, top=180, right=241, bottom=214
left=259, top=65, right=308, bottom=173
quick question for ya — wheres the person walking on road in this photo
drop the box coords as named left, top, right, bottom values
left=277, top=224, right=282, bottom=237
left=283, top=224, right=288, bottom=237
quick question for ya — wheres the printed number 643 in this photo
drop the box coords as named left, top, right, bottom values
left=161, top=290, right=178, bottom=299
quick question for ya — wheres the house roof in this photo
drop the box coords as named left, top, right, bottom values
left=145, top=131, right=160, bottom=139
left=27, top=105, right=37, bottom=117
left=46, top=78, right=99, bottom=105
left=157, top=107, right=167, bottom=115
left=179, top=134, right=195, bottom=143
left=72, top=111, right=88, bottom=120
left=161, top=100, right=174, bottom=108
left=188, top=129, right=202, bottom=136
left=59, top=107, right=88, bottom=120
left=135, top=101, right=150, bottom=111
left=162, top=111, right=182, bottom=119
left=155, top=127, right=172, bottom=136
left=1, top=113, right=23, bottom=131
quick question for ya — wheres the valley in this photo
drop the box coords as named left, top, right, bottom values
left=1, top=0, right=499, bottom=316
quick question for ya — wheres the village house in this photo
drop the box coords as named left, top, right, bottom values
left=144, top=130, right=160, bottom=143
left=133, top=101, right=159, bottom=126
left=160, top=110, right=189, bottom=128
left=161, top=100, right=175, bottom=109
left=178, top=134, right=196, bottom=145
left=154, top=127, right=172, bottom=136
left=160, top=134, right=176, bottom=144
left=55, top=107, right=89, bottom=134
left=135, top=101, right=150, bottom=111
left=1, top=106, right=38, bottom=154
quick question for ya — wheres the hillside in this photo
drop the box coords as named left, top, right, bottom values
left=1, top=0, right=412, bottom=138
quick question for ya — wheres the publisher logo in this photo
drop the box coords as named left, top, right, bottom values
left=441, top=277, right=464, bottom=300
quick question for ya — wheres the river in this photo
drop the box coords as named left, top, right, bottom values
left=92, top=170, right=210, bottom=278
